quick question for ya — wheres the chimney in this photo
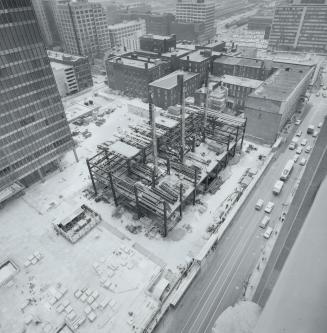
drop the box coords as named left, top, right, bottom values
left=145, top=62, right=148, bottom=69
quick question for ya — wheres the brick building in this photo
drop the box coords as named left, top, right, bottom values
left=244, top=66, right=314, bottom=144
left=179, top=49, right=213, bottom=86
left=106, top=54, right=170, bottom=99
left=140, top=34, right=177, bottom=53
left=213, top=56, right=274, bottom=81
left=149, top=71, right=200, bottom=109
left=219, top=75, right=263, bottom=110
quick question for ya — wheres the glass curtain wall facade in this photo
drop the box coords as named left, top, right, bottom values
left=0, top=0, right=73, bottom=189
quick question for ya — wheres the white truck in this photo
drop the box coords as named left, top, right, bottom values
left=273, top=180, right=284, bottom=195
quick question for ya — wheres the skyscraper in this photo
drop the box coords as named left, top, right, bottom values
left=31, top=0, right=54, bottom=47
left=269, top=0, right=327, bottom=53
left=175, top=0, right=216, bottom=43
left=0, top=0, right=74, bottom=188
left=56, top=0, right=111, bottom=59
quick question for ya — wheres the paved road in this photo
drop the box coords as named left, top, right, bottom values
left=253, top=117, right=327, bottom=306
left=155, top=95, right=327, bottom=333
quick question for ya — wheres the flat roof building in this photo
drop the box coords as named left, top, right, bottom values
left=108, top=19, right=146, bottom=51
left=140, top=34, right=177, bottom=53
left=269, top=0, right=327, bottom=53
left=244, top=65, right=314, bottom=144
left=149, top=70, right=200, bottom=109
left=48, top=50, right=93, bottom=93
left=0, top=0, right=74, bottom=189
left=56, top=0, right=111, bottom=60
left=175, top=0, right=216, bottom=43
left=213, top=55, right=275, bottom=81
left=106, top=54, right=170, bottom=99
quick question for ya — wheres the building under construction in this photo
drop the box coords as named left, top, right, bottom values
left=86, top=75, right=247, bottom=236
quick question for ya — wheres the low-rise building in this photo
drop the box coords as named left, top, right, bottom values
left=179, top=49, right=213, bottom=85
left=108, top=19, right=146, bottom=51
left=170, top=21, right=205, bottom=44
left=50, top=62, right=78, bottom=97
left=219, top=75, right=263, bottom=109
left=140, top=34, right=177, bottom=53
left=213, top=56, right=274, bottom=81
left=47, top=51, right=93, bottom=93
left=244, top=66, right=314, bottom=144
left=149, top=70, right=200, bottom=109
left=106, top=54, right=170, bottom=99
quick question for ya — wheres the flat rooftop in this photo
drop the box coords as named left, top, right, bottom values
left=180, top=49, right=211, bottom=62
left=141, top=34, right=175, bottom=41
left=149, top=70, right=199, bottom=90
left=249, top=67, right=312, bottom=102
left=109, top=57, right=155, bottom=69
left=50, top=62, right=72, bottom=71
left=220, top=74, right=263, bottom=89
left=47, top=50, right=85, bottom=62
left=161, top=48, right=192, bottom=58
left=214, top=55, right=267, bottom=68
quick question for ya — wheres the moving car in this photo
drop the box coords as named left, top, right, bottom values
left=300, top=158, right=306, bottom=166
left=305, top=145, right=311, bottom=153
left=260, top=216, right=270, bottom=229
left=264, top=201, right=275, bottom=214
left=296, top=130, right=302, bottom=137
left=273, top=180, right=284, bottom=195
left=263, top=227, right=273, bottom=239
left=296, top=147, right=303, bottom=154
left=255, top=199, right=264, bottom=211
left=307, top=125, right=314, bottom=134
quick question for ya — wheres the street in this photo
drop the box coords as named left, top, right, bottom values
left=155, top=93, right=327, bottom=333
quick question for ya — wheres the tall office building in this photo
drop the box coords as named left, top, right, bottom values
left=175, top=0, right=216, bottom=43
left=0, top=0, right=74, bottom=188
left=269, top=0, right=327, bottom=53
left=43, top=0, right=61, bottom=46
left=56, top=0, right=111, bottom=59
left=31, top=0, right=54, bottom=47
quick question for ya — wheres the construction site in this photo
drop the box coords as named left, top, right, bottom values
left=86, top=75, right=247, bottom=236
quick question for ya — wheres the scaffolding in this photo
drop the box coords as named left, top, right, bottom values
left=86, top=79, right=247, bottom=237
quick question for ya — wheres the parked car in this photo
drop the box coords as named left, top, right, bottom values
left=316, top=92, right=320, bottom=97
left=296, top=147, right=303, bottom=154
left=313, top=130, right=319, bottom=138
left=295, top=119, right=301, bottom=125
left=300, top=158, right=306, bottom=166
left=296, top=130, right=302, bottom=137
left=289, top=142, right=296, bottom=150
left=255, top=199, right=264, bottom=211
left=318, top=122, right=323, bottom=128
left=264, top=201, right=275, bottom=214
left=305, top=145, right=311, bottom=153
left=293, top=154, right=299, bottom=163
left=301, top=139, right=308, bottom=146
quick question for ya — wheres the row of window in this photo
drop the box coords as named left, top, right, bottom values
left=1, top=124, right=70, bottom=166
left=0, top=135, right=72, bottom=177
left=0, top=0, right=31, bottom=10
left=1, top=114, right=67, bottom=149
left=0, top=22, right=43, bottom=50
